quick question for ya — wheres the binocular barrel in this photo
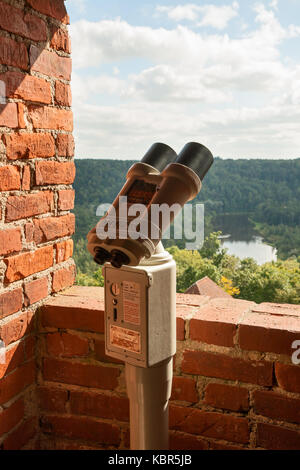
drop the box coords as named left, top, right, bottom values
left=141, top=143, right=178, bottom=172
left=175, top=142, right=214, bottom=181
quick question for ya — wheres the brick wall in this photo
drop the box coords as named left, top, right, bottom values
left=0, top=0, right=75, bottom=449
left=38, top=287, right=300, bottom=451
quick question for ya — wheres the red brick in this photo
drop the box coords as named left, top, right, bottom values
left=0, top=289, right=23, bottom=320
left=6, top=191, right=53, bottom=222
left=55, top=81, right=72, bottom=106
left=52, top=264, right=76, bottom=293
left=204, top=383, right=249, bottom=412
left=70, top=390, right=129, bottom=421
left=0, top=165, right=21, bottom=191
left=176, top=306, right=196, bottom=341
left=182, top=350, right=273, bottom=386
left=3, top=416, right=36, bottom=450
left=5, top=133, right=55, bottom=160
left=257, top=422, right=300, bottom=450
left=33, top=214, right=75, bottom=244
left=36, top=161, right=75, bottom=185
left=0, top=360, right=36, bottom=405
left=0, top=2, right=47, bottom=41
left=25, top=223, right=34, bottom=242
left=43, top=357, right=120, bottom=390
left=239, top=312, right=300, bottom=355
left=176, top=317, right=185, bottom=341
left=0, top=398, right=24, bottom=437
left=171, top=376, right=198, bottom=403
left=4, top=245, right=54, bottom=283
left=24, top=277, right=48, bottom=306
left=94, top=339, right=124, bottom=364
left=210, top=441, right=246, bottom=450
left=253, top=390, right=300, bottom=424
left=275, top=362, right=300, bottom=393
left=41, top=415, right=119, bottom=446
left=169, top=405, right=249, bottom=444
left=0, top=103, right=19, bottom=128
left=0, top=312, right=28, bottom=346
left=0, top=36, right=28, bottom=69
left=169, top=432, right=209, bottom=450
left=176, top=293, right=210, bottom=307
left=50, top=26, right=71, bottom=53
left=0, top=342, right=26, bottom=379
left=56, top=134, right=75, bottom=157
left=1, top=71, right=51, bottom=104
left=29, top=105, right=73, bottom=131
left=55, top=239, right=73, bottom=263
left=27, top=0, right=69, bottom=24
left=46, top=332, right=89, bottom=358
left=252, top=303, right=300, bottom=317
left=189, top=298, right=253, bottom=347
left=30, top=45, right=71, bottom=80
left=0, top=228, right=22, bottom=256
left=39, top=387, right=68, bottom=413
left=42, top=295, right=104, bottom=333
left=24, top=335, right=35, bottom=360
left=22, top=165, right=31, bottom=191
left=17, top=102, right=26, bottom=128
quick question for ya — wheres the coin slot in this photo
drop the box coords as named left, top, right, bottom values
left=113, top=308, right=118, bottom=322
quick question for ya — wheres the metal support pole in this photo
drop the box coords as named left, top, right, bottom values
left=125, top=357, right=173, bottom=450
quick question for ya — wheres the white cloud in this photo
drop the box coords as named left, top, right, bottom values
left=70, top=3, right=300, bottom=159
left=156, top=2, right=239, bottom=30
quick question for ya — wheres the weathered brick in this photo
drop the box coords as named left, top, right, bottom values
left=239, top=312, right=300, bottom=355
left=52, top=264, right=76, bottom=293
left=0, top=360, right=35, bottom=405
left=0, top=2, right=47, bottom=41
left=182, top=350, right=273, bottom=386
left=4, top=245, right=54, bottom=283
left=46, top=332, right=89, bottom=358
left=25, top=223, right=34, bottom=242
left=17, top=102, right=26, bottom=128
left=70, top=390, right=129, bottom=422
left=0, top=289, right=23, bottom=320
left=1, top=71, right=51, bottom=104
left=94, top=339, right=124, bottom=364
left=30, top=45, right=71, bottom=80
left=0, top=165, right=21, bottom=191
left=170, top=405, right=249, bottom=444
left=275, top=362, right=300, bottom=393
left=39, top=387, right=68, bottom=413
left=0, top=228, right=22, bottom=256
left=27, top=0, right=69, bottom=24
left=0, top=398, right=24, bottom=437
left=24, top=277, right=48, bottom=306
left=253, top=390, right=300, bottom=424
left=29, top=105, right=73, bottom=131
left=6, top=191, right=53, bottom=222
left=50, top=26, right=71, bottom=53
left=169, top=432, right=209, bottom=450
left=257, top=422, right=300, bottom=450
left=2, top=416, right=36, bottom=450
left=0, top=103, right=19, bottom=128
left=33, top=214, right=75, bottom=244
left=171, top=376, right=198, bottom=403
left=0, top=36, right=28, bottom=69
left=176, top=306, right=195, bottom=341
left=57, top=188, right=74, bottom=211
left=22, top=165, right=31, bottom=191
left=55, top=81, right=72, bottom=106
left=0, top=312, right=28, bottom=346
left=204, top=383, right=249, bottom=412
left=0, top=342, right=26, bottom=379
left=5, top=133, right=55, bottom=160
left=43, top=357, right=120, bottom=390
left=40, top=415, right=120, bottom=446
left=36, top=160, right=75, bottom=186
left=56, top=134, right=74, bottom=157
left=41, top=295, right=104, bottom=333
left=55, top=239, right=73, bottom=263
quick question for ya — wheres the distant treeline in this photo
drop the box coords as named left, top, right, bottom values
left=73, top=158, right=300, bottom=259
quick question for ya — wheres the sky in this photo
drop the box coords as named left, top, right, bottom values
left=67, top=0, right=300, bottom=159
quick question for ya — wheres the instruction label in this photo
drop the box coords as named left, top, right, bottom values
left=123, top=281, right=141, bottom=325
left=110, top=325, right=141, bottom=354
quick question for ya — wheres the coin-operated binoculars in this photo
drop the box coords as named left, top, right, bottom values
left=87, top=142, right=213, bottom=450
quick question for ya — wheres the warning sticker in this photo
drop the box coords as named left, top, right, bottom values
left=110, top=325, right=141, bottom=354
left=123, top=281, right=141, bottom=325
